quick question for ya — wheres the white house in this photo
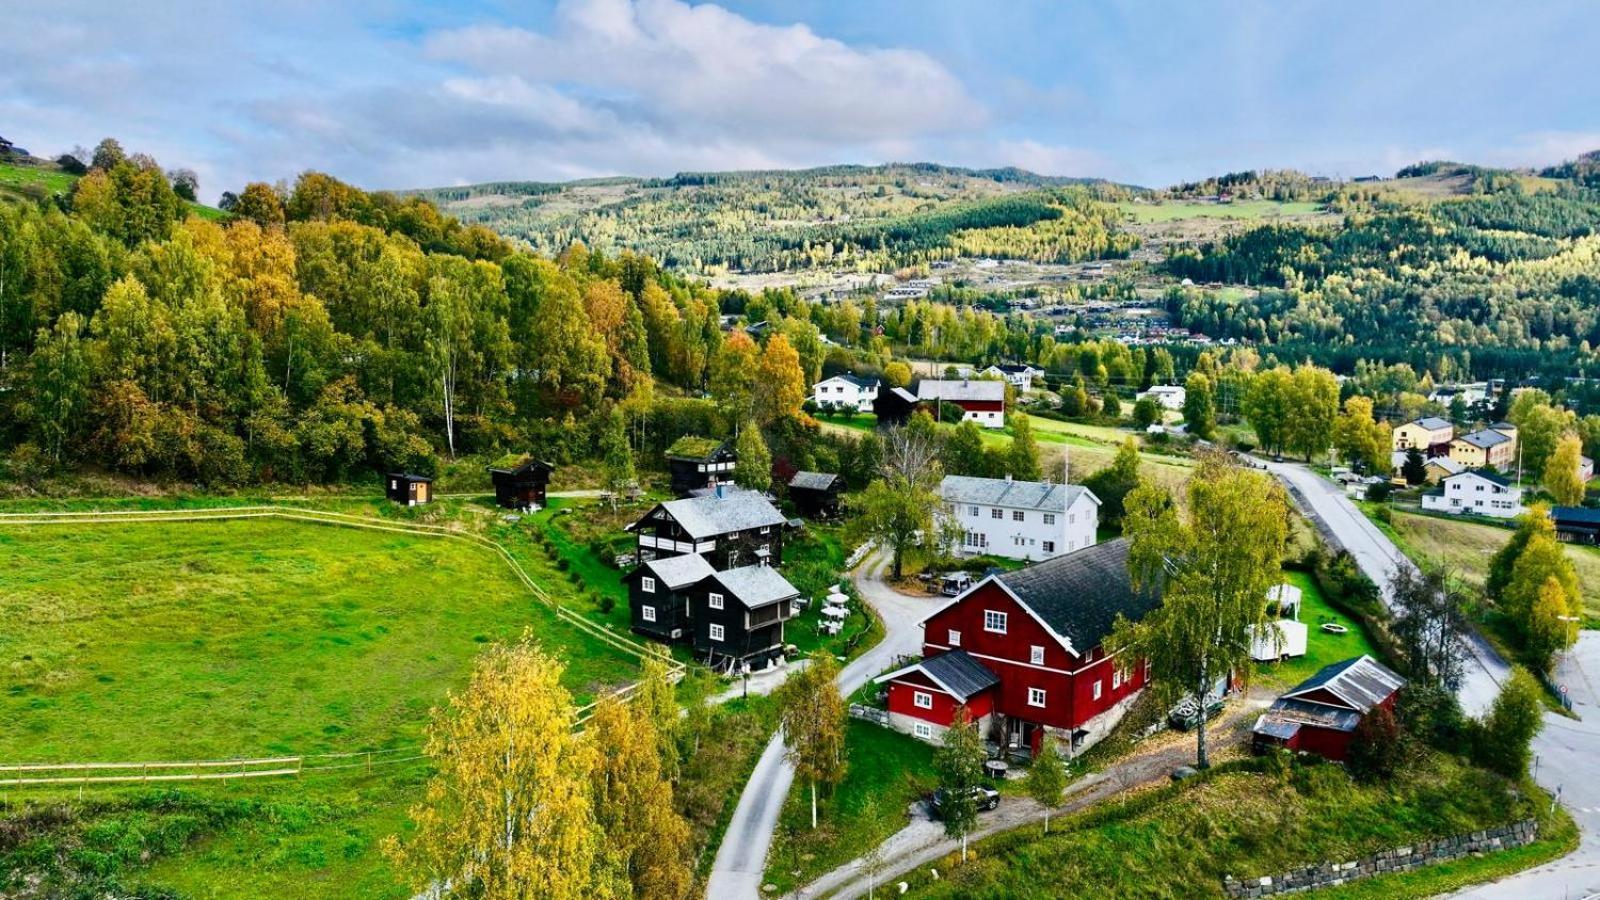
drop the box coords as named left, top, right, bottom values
left=811, top=374, right=880, bottom=413
left=1136, top=385, right=1186, bottom=412
left=939, top=474, right=1099, bottom=562
left=1421, top=470, right=1524, bottom=519
left=980, top=364, right=1043, bottom=391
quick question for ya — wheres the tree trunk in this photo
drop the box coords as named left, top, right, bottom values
left=811, top=781, right=818, bottom=829
left=1195, top=672, right=1211, bottom=770
left=892, top=545, right=904, bottom=579
left=961, top=832, right=968, bottom=863
left=1044, top=810, right=1050, bottom=834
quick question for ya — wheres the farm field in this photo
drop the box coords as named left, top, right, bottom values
left=1116, top=199, right=1324, bottom=223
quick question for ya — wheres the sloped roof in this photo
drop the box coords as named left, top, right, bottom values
left=638, top=553, right=716, bottom=590
left=1254, top=697, right=1364, bottom=737
left=1282, top=655, right=1404, bottom=713
left=941, top=475, right=1095, bottom=513
left=643, top=488, right=787, bottom=539
left=989, top=363, right=1038, bottom=375
left=917, top=379, right=1005, bottom=402
left=875, top=649, right=999, bottom=702
left=1455, top=429, right=1511, bottom=450
left=1407, top=416, right=1454, bottom=432
left=1447, top=469, right=1513, bottom=488
left=818, top=373, right=880, bottom=390
left=1551, top=506, right=1600, bottom=526
left=1425, top=457, right=1466, bottom=475
left=488, top=454, right=553, bottom=475
left=990, top=538, right=1161, bottom=654
left=711, top=565, right=799, bottom=609
left=665, top=435, right=728, bottom=460
left=789, top=471, right=843, bottom=491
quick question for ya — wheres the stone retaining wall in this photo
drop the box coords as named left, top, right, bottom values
left=1223, top=819, right=1537, bottom=897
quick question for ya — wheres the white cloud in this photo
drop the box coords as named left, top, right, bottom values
left=1486, top=131, right=1600, bottom=169
left=985, top=140, right=1106, bottom=178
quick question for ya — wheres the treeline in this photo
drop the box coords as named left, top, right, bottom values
left=1163, top=169, right=1334, bottom=202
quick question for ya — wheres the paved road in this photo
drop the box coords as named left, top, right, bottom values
left=1262, top=459, right=1600, bottom=897
left=705, top=550, right=934, bottom=899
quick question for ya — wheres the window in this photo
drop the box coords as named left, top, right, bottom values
left=1043, top=513, right=1055, bottom=525
left=1030, top=645, right=1045, bottom=665
left=991, top=508, right=1003, bottom=519
left=1028, top=687, right=1047, bottom=707
left=1012, top=510, right=1024, bottom=522
left=969, top=505, right=979, bottom=517
left=642, top=605, right=657, bottom=623
left=708, top=623, right=725, bottom=642
left=1112, top=668, right=1122, bottom=689
left=1092, top=680, right=1103, bottom=701
left=759, top=526, right=770, bottom=534
left=949, top=629, right=962, bottom=646
left=914, top=722, right=933, bottom=739
left=1042, top=541, right=1055, bottom=553
left=914, top=691, right=933, bottom=709
left=983, top=610, right=1008, bottom=634
left=728, top=551, right=738, bottom=568
left=708, top=592, right=725, bottom=610
left=641, top=576, right=656, bottom=594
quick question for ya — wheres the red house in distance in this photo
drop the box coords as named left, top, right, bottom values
left=877, top=539, right=1162, bottom=755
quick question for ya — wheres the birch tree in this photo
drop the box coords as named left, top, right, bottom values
left=589, top=693, right=693, bottom=900
left=776, top=653, right=847, bottom=829
left=934, top=707, right=986, bottom=862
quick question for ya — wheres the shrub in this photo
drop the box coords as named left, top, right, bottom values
left=1396, top=683, right=1466, bottom=752
left=598, top=594, right=616, bottom=614
left=555, top=557, right=570, bottom=571
left=1473, top=667, right=1545, bottom=777
left=1347, top=705, right=1403, bottom=781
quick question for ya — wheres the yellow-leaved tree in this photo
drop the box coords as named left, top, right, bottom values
left=384, top=638, right=624, bottom=900
left=1544, top=433, right=1587, bottom=507
left=753, top=332, right=808, bottom=426
left=589, top=691, right=693, bottom=900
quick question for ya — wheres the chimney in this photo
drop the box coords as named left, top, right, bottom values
left=1004, top=473, right=1013, bottom=482
left=715, top=482, right=725, bottom=499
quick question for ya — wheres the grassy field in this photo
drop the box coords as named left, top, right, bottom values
left=1377, top=508, right=1600, bottom=621
left=763, top=720, right=937, bottom=894
left=1252, top=569, right=1379, bottom=691
left=908, top=752, right=1566, bottom=899
left=0, top=158, right=227, bottom=220
left=1117, top=199, right=1325, bottom=223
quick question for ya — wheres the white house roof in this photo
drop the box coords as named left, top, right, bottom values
left=940, top=475, right=1096, bottom=513
left=917, top=379, right=1005, bottom=402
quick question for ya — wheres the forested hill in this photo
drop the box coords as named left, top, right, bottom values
left=410, top=163, right=1135, bottom=273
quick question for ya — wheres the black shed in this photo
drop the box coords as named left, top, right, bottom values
left=873, top=386, right=920, bottom=427
left=665, top=436, right=737, bottom=497
left=1551, top=506, right=1600, bottom=544
left=488, top=455, right=554, bottom=510
left=788, top=471, right=844, bottom=519
left=385, top=472, right=434, bottom=507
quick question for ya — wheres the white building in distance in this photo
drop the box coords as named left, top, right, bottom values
left=1421, top=470, right=1525, bottom=519
left=1136, top=385, right=1186, bottom=411
left=918, top=379, right=1007, bottom=428
left=940, top=474, right=1099, bottom=561
left=981, top=364, right=1043, bottom=391
left=811, top=374, right=880, bottom=413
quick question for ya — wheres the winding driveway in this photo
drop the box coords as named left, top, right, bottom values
left=705, top=549, right=933, bottom=899
left=1262, top=459, right=1600, bottom=898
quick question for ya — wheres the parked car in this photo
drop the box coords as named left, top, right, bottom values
left=931, top=786, right=1000, bottom=817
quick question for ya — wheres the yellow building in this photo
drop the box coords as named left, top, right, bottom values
left=1392, top=417, right=1454, bottom=452
left=1449, top=427, right=1516, bottom=470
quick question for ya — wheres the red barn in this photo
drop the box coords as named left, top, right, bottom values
left=1251, top=655, right=1404, bottom=762
left=876, top=539, right=1161, bottom=755
left=916, top=379, right=1006, bottom=428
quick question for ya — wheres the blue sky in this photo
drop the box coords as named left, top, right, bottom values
left=4, top=0, right=1597, bottom=200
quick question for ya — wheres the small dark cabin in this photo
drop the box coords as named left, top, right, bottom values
left=385, top=472, right=434, bottom=507
left=873, top=386, right=920, bottom=427
left=689, top=565, right=800, bottom=672
left=666, top=436, right=737, bottom=497
left=488, top=456, right=554, bottom=510
left=788, top=471, right=844, bottom=519
left=1551, top=506, right=1600, bottom=544
left=626, top=552, right=715, bottom=644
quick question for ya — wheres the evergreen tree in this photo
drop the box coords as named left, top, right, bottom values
left=1401, top=448, right=1428, bottom=484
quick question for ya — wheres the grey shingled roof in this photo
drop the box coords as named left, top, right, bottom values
left=651, top=488, right=787, bottom=539
left=711, top=565, right=799, bottom=609
left=789, top=471, right=842, bottom=491
left=1282, top=655, right=1404, bottom=713
left=1455, top=428, right=1511, bottom=450
left=875, top=648, right=999, bottom=701
left=917, top=379, right=1006, bottom=402
left=640, top=553, right=715, bottom=589
left=941, top=475, right=1095, bottom=513
left=1410, top=416, right=1453, bottom=432
left=992, top=538, right=1160, bottom=653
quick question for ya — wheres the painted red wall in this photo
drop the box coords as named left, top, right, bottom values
left=1292, top=726, right=1354, bottom=762
left=954, top=399, right=1004, bottom=412
left=885, top=670, right=994, bottom=725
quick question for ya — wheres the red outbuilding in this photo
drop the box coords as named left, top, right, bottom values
left=1251, top=655, right=1405, bottom=762
left=876, top=538, right=1161, bottom=756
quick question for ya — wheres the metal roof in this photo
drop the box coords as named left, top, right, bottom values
left=940, top=475, right=1095, bottom=513
left=1445, top=469, right=1513, bottom=488
left=1254, top=697, right=1364, bottom=737
left=818, top=373, right=880, bottom=390
left=992, top=538, right=1161, bottom=654
left=647, top=488, right=787, bottom=539
left=1455, top=429, right=1511, bottom=450
left=1282, top=655, right=1404, bottom=713
left=638, top=553, right=716, bottom=589
left=1408, top=416, right=1454, bottom=432
left=711, top=565, right=799, bottom=609
left=875, top=649, right=1000, bottom=701
left=789, top=471, right=843, bottom=491
left=917, top=379, right=1006, bottom=402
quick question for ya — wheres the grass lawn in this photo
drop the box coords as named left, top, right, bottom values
left=1252, top=569, right=1379, bottom=691
left=0, top=159, right=78, bottom=196
left=763, top=720, right=937, bottom=894
left=1376, top=508, right=1600, bottom=622
left=909, top=751, right=1565, bottom=899
left=1116, top=199, right=1325, bottom=223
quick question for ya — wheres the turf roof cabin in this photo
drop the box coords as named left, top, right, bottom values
left=487, top=455, right=553, bottom=510
left=666, top=435, right=737, bottom=497
left=384, top=472, right=434, bottom=506
left=787, top=471, right=845, bottom=519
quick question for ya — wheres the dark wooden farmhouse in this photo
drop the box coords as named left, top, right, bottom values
left=385, top=472, right=433, bottom=506
left=787, top=471, right=845, bottom=519
left=1551, top=506, right=1600, bottom=544
left=487, top=456, right=553, bottom=510
left=666, top=436, right=737, bottom=497
left=873, top=386, right=920, bottom=427
left=625, top=552, right=715, bottom=643
left=1251, top=655, right=1404, bottom=762
left=689, top=565, right=800, bottom=671
left=625, top=486, right=787, bottom=570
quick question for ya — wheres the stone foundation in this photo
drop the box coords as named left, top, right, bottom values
left=1223, top=820, right=1538, bottom=897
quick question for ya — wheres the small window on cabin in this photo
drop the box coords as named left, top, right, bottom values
left=983, top=610, right=1007, bottom=634
left=1028, top=687, right=1047, bottom=707
left=1030, top=645, right=1044, bottom=665
left=709, top=623, right=724, bottom=642
left=914, top=691, right=933, bottom=710
left=642, top=605, right=656, bottom=623
left=641, top=576, right=656, bottom=594
left=949, top=629, right=961, bottom=647
left=914, top=722, right=932, bottom=738
left=709, top=593, right=724, bottom=610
